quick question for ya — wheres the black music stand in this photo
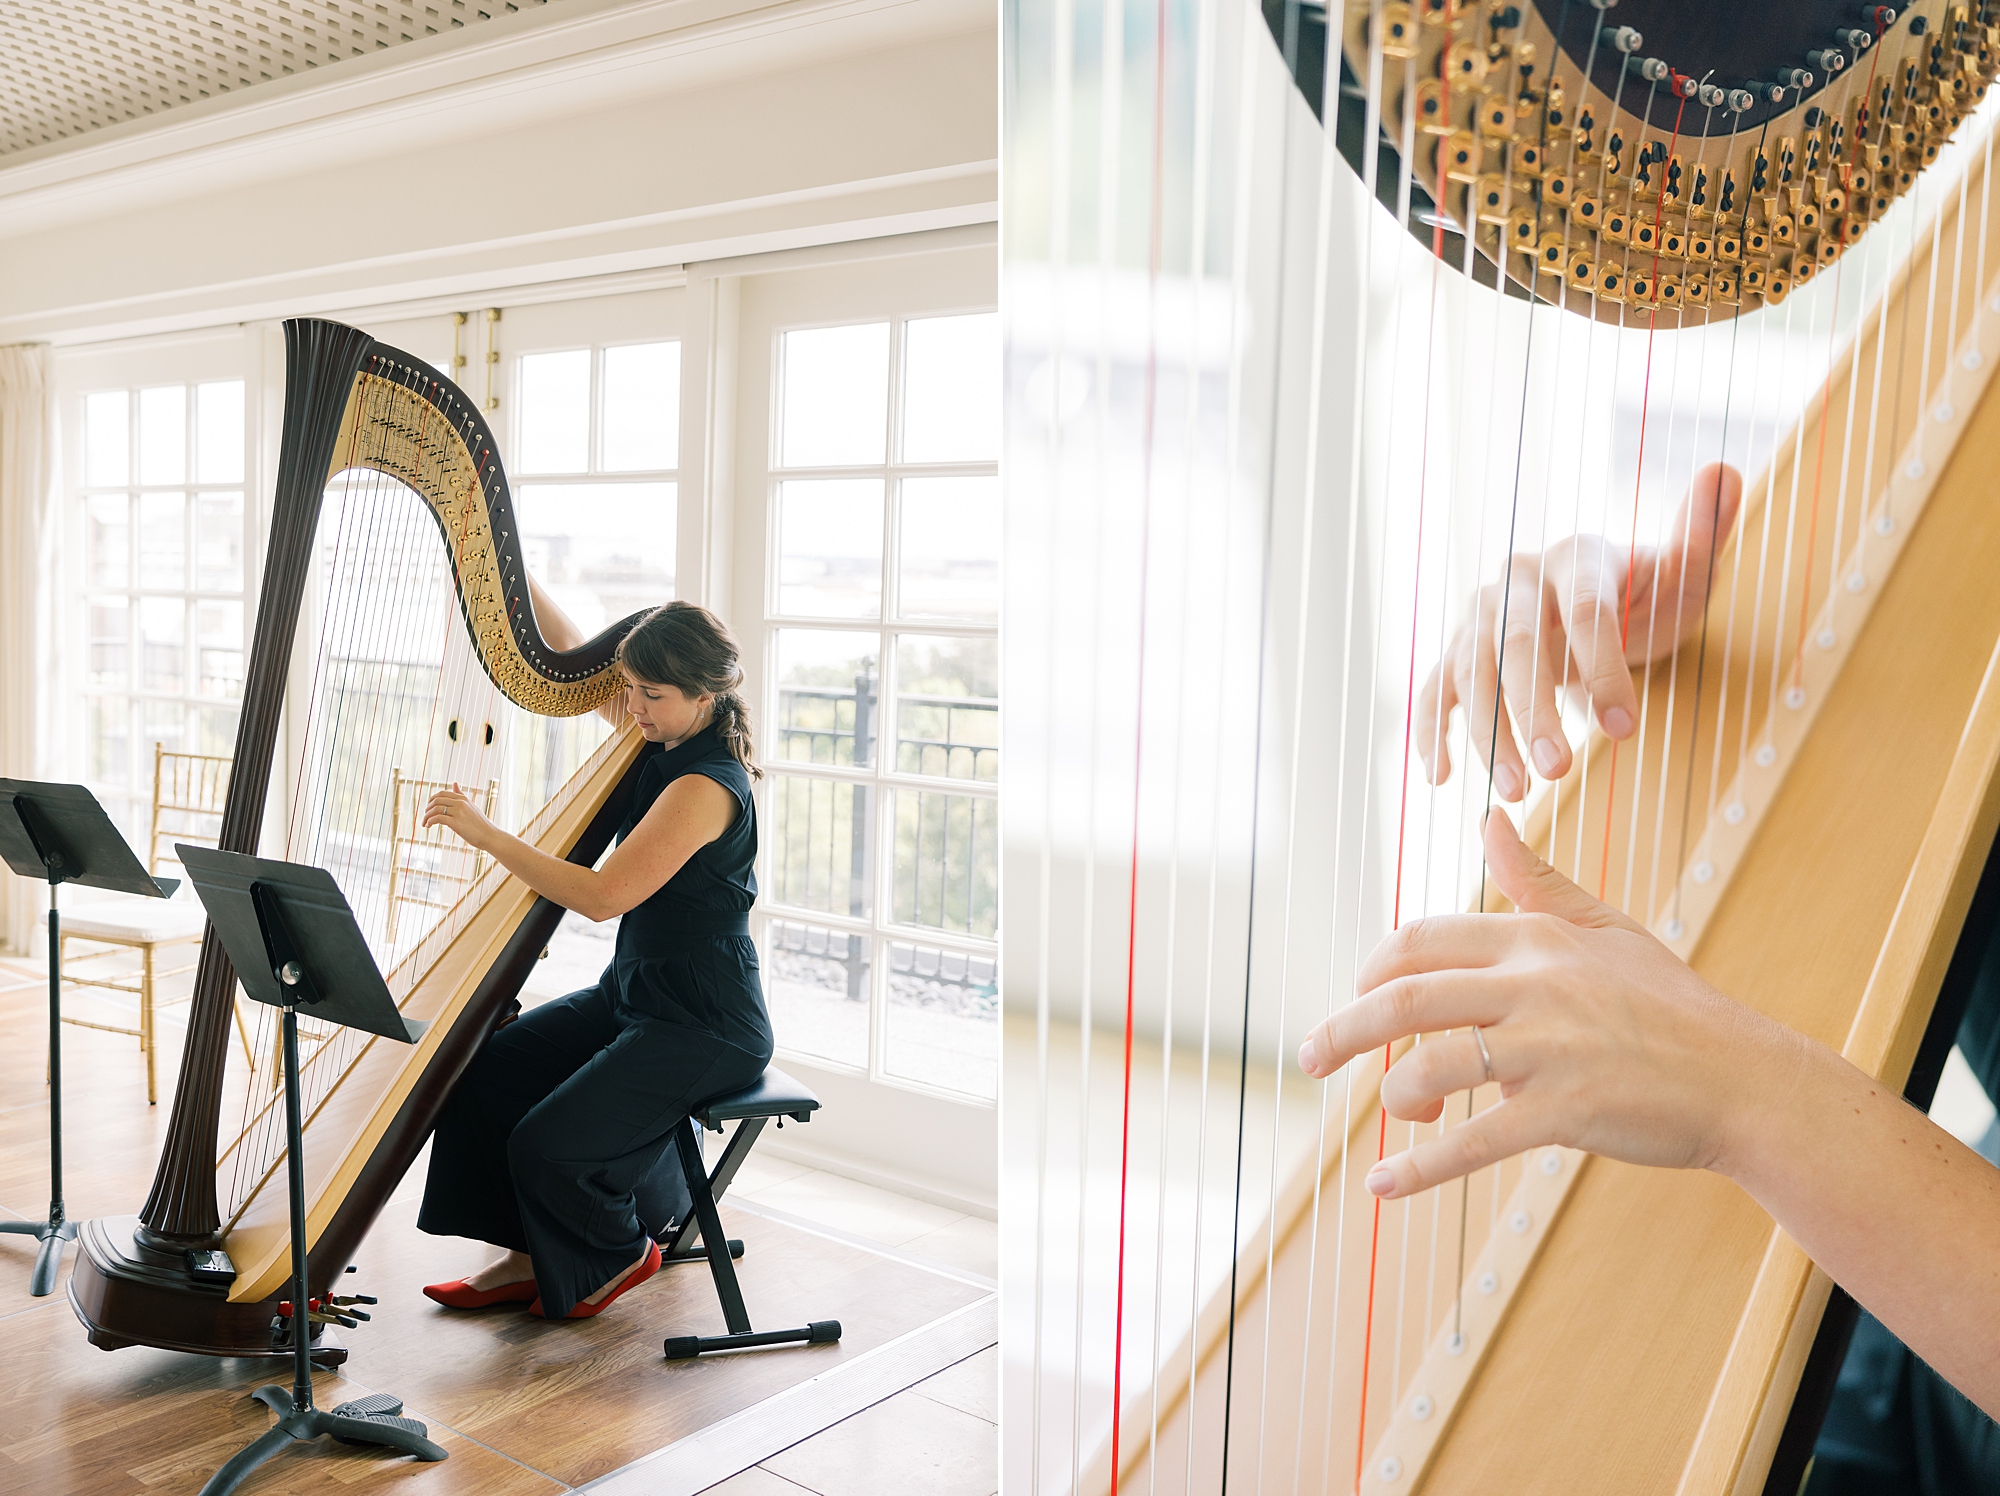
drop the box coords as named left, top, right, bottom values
left=0, top=779, right=176, bottom=1296
left=178, top=846, right=447, bottom=1494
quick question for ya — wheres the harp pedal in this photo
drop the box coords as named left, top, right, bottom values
left=186, top=1247, right=237, bottom=1286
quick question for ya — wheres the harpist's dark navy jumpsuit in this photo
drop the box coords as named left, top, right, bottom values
left=418, top=725, right=772, bottom=1320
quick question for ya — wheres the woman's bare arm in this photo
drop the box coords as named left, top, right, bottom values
left=1296, top=812, right=2000, bottom=1418
left=421, top=772, right=735, bottom=921
left=527, top=573, right=627, bottom=727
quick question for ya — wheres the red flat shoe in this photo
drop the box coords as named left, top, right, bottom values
left=529, top=1239, right=662, bottom=1319
left=423, top=1276, right=538, bottom=1309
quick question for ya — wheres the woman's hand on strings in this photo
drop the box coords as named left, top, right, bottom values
left=1293, top=808, right=1804, bottom=1199
left=422, top=783, right=498, bottom=852
left=1415, top=461, right=1744, bottom=801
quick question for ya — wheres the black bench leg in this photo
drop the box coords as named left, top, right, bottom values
left=661, top=1118, right=842, bottom=1361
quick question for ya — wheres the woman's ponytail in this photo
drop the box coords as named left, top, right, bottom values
left=709, top=689, right=761, bottom=781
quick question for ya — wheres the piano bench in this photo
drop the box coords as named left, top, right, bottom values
left=656, top=1065, right=843, bottom=1361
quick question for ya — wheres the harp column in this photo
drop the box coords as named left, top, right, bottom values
left=133, top=319, right=376, bottom=1252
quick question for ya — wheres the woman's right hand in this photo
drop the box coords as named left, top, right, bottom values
left=1415, top=462, right=1743, bottom=801
left=1295, top=809, right=1805, bottom=1198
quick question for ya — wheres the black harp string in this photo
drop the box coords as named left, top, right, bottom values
left=1216, top=0, right=1312, bottom=1472
left=1455, top=6, right=1637, bottom=1352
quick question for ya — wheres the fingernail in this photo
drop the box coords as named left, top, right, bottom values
left=1531, top=737, right=1563, bottom=777
left=1493, top=763, right=1522, bottom=800
left=1604, top=707, right=1634, bottom=737
left=1365, top=1164, right=1395, bottom=1196
left=1297, top=1039, right=1318, bottom=1074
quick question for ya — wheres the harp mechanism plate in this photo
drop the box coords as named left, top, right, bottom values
left=1332, top=0, right=2000, bottom=325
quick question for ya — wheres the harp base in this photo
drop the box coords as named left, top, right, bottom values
left=67, top=1216, right=348, bottom=1366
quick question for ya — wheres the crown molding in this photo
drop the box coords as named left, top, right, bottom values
left=0, top=0, right=990, bottom=234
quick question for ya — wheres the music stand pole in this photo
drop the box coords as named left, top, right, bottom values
left=0, top=781, right=175, bottom=1296
left=180, top=846, right=446, bottom=1495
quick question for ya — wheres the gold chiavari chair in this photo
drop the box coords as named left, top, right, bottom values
left=52, top=744, right=253, bottom=1103
left=386, top=768, right=500, bottom=948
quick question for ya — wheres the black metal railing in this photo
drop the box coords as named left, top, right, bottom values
left=769, top=674, right=999, bottom=1002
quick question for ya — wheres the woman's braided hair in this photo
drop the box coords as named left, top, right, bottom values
left=614, top=602, right=761, bottom=780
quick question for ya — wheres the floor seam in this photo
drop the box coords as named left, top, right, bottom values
left=905, top=1385, right=998, bottom=1425
left=725, top=1199, right=997, bottom=1291
left=0, top=1294, right=68, bottom=1324
left=744, top=1467, right=822, bottom=1494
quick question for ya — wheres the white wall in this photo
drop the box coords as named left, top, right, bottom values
left=0, top=0, right=996, bottom=344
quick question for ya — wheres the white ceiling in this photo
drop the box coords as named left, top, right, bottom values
left=0, top=0, right=555, bottom=159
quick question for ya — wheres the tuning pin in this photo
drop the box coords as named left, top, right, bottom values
left=1747, top=80, right=1787, bottom=106
left=1836, top=27, right=1875, bottom=51
left=1700, top=81, right=1726, bottom=107
left=1776, top=66, right=1815, bottom=90
left=1613, top=26, right=1643, bottom=53
left=1728, top=87, right=1757, bottom=111
left=1640, top=56, right=1671, bottom=82
left=1863, top=5, right=1897, bottom=26
left=1806, top=48, right=1847, bottom=73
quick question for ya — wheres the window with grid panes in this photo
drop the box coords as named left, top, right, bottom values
left=763, top=310, right=999, bottom=1101
left=506, top=332, right=682, bottom=999
left=511, top=338, right=681, bottom=633
left=74, top=381, right=249, bottom=842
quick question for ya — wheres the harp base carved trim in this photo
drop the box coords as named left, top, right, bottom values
left=68, top=1216, right=348, bottom=1366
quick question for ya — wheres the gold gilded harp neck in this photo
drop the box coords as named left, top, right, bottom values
left=327, top=337, right=642, bottom=720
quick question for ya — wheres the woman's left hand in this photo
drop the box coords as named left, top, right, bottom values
left=1296, top=809, right=1807, bottom=1199
left=422, top=784, right=498, bottom=852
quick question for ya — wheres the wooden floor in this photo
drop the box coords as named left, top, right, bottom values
left=0, top=961, right=987, bottom=1494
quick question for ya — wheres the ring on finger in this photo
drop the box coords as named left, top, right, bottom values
left=1473, top=1025, right=1494, bottom=1085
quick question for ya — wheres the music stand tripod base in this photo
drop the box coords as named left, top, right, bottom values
left=0, top=781, right=176, bottom=1297
left=180, top=847, right=446, bottom=1495
left=0, top=1217, right=78, bottom=1298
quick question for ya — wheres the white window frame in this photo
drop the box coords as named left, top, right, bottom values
left=735, top=252, right=1000, bottom=1115
left=56, top=331, right=263, bottom=854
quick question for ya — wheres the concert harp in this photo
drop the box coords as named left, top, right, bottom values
left=69, top=318, right=650, bottom=1361
left=1011, top=0, right=2000, bottom=1492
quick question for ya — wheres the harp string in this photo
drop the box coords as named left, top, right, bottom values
left=221, top=358, right=532, bottom=1224
left=1144, top=0, right=1224, bottom=1464
left=1669, top=115, right=1757, bottom=928
left=1345, top=0, right=1441, bottom=1468
left=1023, top=0, right=1077, bottom=1480
left=1272, top=0, right=1380, bottom=1482
left=1532, top=2, right=1614, bottom=889
left=1022, top=1, right=2000, bottom=1485
left=1064, top=0, right=1130, bottom=1482
left=1636, top=110, right=1724, bottom=929
left=1109, top=0, right=1171, bottom=1480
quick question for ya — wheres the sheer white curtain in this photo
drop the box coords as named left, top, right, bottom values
left=0, top=344, right=58, bottom=957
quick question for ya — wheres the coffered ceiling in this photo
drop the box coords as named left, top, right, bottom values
left=0, top=1, right=554, bottom=159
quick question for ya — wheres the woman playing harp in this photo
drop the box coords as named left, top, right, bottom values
left=415, top=585, right=772, bottom=1322
left=1298, top=464, right=2000, bottom=1485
